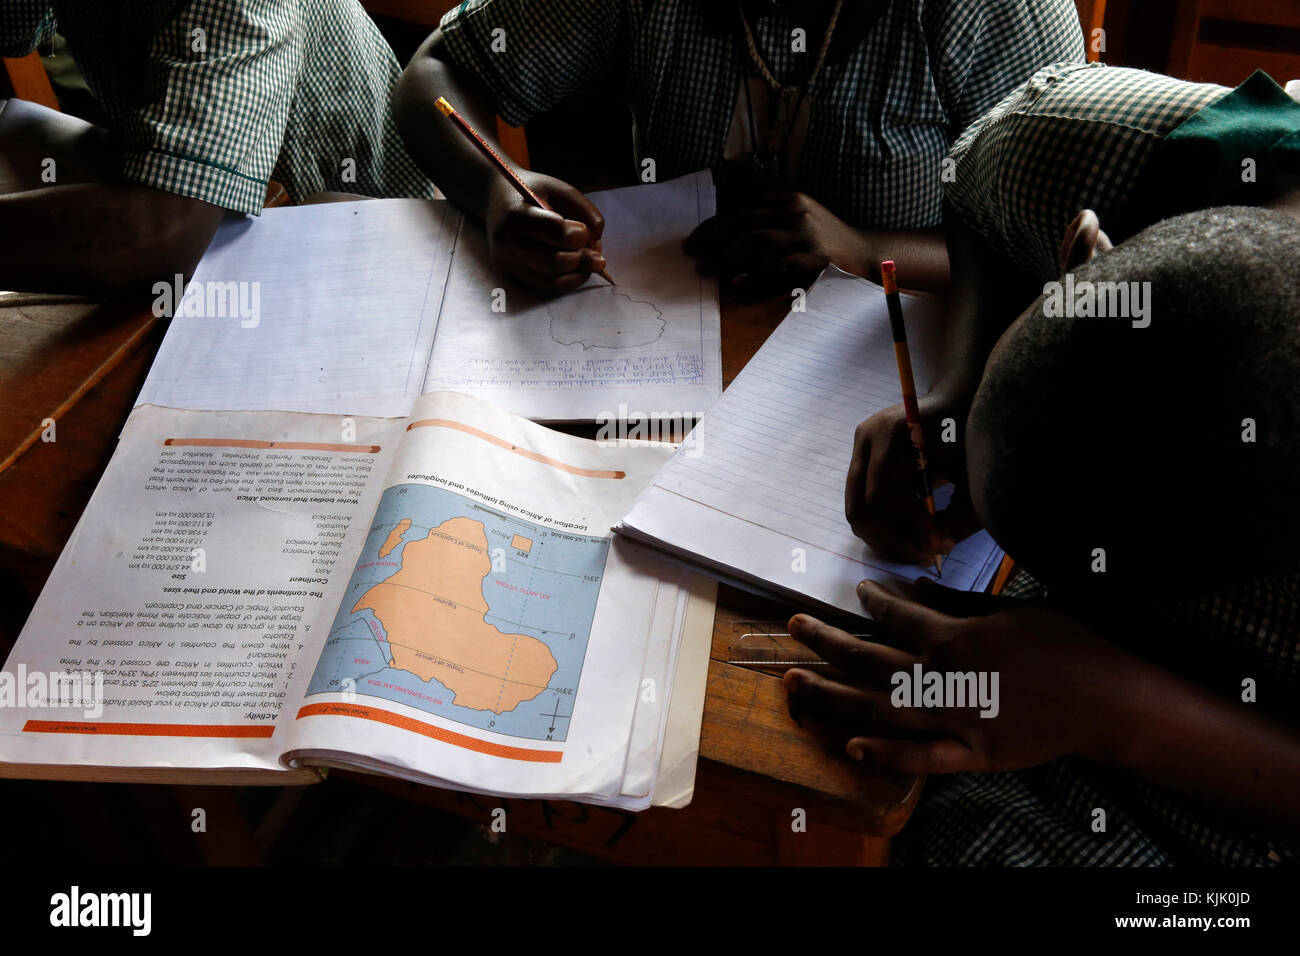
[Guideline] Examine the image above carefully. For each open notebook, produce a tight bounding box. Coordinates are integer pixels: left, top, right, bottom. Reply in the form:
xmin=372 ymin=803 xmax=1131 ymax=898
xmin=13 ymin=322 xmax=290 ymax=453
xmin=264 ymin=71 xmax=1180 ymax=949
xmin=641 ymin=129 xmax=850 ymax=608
xmin=135 ymin=172 xmax=721 ymax=423
xmin=617 ymin=268 xmax=1004 ymax=616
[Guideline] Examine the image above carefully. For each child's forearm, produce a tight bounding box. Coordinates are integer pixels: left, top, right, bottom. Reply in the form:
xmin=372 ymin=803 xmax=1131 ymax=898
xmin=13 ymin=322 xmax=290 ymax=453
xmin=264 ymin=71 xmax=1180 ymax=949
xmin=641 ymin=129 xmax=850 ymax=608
xmin=1087 ymin=655 xmax=1300 ymax=833
xmin=0 ymin=183 xmax=222 ymax=294
xmin=395 ymin=29 xmax=518 ymax=225
xmin=853 ymin=226 xmax=949 ymax=293
xmin=938 ymin=204 xmax=1041 ymax=412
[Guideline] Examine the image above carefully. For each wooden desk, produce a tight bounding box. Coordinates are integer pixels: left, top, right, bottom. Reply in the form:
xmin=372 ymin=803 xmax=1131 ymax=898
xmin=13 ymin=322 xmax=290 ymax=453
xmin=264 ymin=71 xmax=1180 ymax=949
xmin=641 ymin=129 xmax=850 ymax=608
xmin=0 ymin=296 xmax=163 ymax=598
xmin=0 ymin=282 xmax=920 ymax=867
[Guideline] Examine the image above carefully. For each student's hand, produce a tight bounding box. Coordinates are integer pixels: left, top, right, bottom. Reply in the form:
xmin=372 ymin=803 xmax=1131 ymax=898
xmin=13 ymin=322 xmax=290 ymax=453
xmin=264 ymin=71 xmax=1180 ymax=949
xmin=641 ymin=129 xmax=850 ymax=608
xmin=484 ymin=171 xmax=608 ymax=295
xmin=683 ymin=191 xmax=867 ymax=296
xmin=783 ymin=579 xmax=1132 ymax=774
xmin=844 ymin=395 xmax=978 ymax=567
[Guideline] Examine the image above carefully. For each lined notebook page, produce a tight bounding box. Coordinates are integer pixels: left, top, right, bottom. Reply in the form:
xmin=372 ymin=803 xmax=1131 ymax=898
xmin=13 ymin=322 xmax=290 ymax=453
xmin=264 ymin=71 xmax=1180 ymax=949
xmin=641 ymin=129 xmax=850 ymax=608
xmin=620 ymin=268 xmax=1002 ymax=613
xmin=137 ymin=199 xmax=460 ymax=418
xmin=422 ymin=170 xmax=722 ymax=421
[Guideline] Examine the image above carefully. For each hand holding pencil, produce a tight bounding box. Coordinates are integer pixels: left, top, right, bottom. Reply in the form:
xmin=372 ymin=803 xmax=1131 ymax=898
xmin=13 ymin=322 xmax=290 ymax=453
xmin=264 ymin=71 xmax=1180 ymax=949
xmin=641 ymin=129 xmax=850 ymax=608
xmin=845 ymin=264 xmax=981 ymax=570
xmin=435 ymin=97 xmax=614 ymax=293
xmin=881 ymin=260 xmax=942 ymax=577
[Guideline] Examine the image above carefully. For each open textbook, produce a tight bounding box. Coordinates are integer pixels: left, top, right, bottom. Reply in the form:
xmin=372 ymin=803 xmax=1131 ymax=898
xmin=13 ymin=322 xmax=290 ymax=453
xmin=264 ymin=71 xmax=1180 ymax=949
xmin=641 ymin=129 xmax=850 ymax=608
xmin=617 ymin=268 xmax=1004 ymax=616
xmin=135 ymin=171 xmax=722 ymax=422
xmin=0 ymin=392 xmax=715 ymax=810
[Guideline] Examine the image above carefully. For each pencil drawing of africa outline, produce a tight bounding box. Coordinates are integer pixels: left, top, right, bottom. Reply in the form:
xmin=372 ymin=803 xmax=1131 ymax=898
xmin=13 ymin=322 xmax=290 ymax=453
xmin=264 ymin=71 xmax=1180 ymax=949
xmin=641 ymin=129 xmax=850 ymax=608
xmin=351 ymin=515 xmax=558 ymax=714
xmin=546 ymin=285 xmax=666 ymax=349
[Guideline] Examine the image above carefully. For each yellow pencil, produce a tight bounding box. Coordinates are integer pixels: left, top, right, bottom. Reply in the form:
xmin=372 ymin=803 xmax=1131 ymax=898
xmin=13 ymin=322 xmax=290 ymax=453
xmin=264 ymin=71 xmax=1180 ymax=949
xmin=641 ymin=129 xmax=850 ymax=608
xmin=882 ymin=260 xmax=941 ymax=577
xmin=435 ymin=97 xmax=615 ymax=286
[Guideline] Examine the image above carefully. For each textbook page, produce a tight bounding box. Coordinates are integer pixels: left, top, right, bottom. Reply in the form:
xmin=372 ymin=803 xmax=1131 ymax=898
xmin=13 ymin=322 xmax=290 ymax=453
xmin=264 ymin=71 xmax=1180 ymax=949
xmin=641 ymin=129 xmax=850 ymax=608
xmin=618 ymin=268 xmax=1003 ymax=617
xmin=136 ymin=199 xmax=460 ymax=418
xmin=0 ymin=405 xmax=401 ymax=776
xmin=283 ymin=391 xmax=695 ymax=803
xmin=422 ymin=171 xmax=723 ymax=422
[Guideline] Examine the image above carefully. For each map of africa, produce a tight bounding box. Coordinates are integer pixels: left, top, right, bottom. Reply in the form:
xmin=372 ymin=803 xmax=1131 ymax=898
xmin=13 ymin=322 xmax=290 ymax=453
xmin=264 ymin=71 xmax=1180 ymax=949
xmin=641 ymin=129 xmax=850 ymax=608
xmin=306 ymin=483 xmax=609 ymax=742
xmin=546 ymin=285 xmax=665 ymax=349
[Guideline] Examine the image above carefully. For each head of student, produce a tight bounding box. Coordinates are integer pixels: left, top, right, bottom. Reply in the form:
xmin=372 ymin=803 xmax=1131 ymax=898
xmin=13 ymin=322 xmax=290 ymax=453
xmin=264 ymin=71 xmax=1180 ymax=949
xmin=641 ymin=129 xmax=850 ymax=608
xmin=965 ymin=206 xmax=1300 ymax=601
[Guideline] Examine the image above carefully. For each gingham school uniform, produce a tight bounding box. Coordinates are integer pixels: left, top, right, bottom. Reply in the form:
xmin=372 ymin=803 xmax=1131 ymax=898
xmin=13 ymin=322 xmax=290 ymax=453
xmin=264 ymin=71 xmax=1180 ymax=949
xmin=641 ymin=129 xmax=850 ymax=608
xmin=942 ymin=62 xmax=1234 ymax=280
xmin=437 ymin=0 xmax=1085 ymax=229
xmin=2 ymin=1 xmax=436 ymax=214
xmin=894 ymin=65 xmax=1300 ymax=866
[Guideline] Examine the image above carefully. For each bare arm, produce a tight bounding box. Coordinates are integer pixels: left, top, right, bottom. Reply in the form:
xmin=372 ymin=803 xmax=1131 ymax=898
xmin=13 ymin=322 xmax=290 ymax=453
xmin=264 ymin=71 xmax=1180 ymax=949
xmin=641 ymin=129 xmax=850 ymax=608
xmin=394 ymin=28 xmax=607 ymax=294
xmin=790 ymin=582 xmax=1300 ymax=833
xmin=0 ymin=183 xmax=223 ymax=294
xmin=935 ymin=203 xmax=1042 ymax=414
xmin=394 ymin=28 xmax=512 ymax=224
xmin=1098 ymin=653 xmax=1300 ymax=832
xmin=854 ymin=226 xmax=949 ymax=292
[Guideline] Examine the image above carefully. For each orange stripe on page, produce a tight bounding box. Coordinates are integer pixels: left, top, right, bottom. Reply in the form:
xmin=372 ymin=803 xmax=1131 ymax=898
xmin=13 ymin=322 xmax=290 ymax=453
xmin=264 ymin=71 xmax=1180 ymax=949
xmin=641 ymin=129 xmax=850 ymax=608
xmin=295 ymin=702 xmax=562 ymax=763
xmin=406 ymin=419 xmax=625 ymax=479
xmin=22 ymin=720 xmax=274 ymax=738
xmin=163 ymin=439 xmax=381 ymax=453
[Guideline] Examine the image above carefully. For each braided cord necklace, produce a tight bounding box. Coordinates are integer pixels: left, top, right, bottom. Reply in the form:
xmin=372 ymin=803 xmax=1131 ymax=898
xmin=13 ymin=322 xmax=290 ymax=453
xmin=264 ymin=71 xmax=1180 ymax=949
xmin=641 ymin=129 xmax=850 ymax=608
xmin=736 ymin=0 xmax=843 ymax=181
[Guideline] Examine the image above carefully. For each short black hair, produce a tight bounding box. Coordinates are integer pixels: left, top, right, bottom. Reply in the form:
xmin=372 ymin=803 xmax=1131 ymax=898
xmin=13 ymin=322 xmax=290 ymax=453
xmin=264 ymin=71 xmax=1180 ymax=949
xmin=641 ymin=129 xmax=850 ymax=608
xmin=967 ymin=207 xmax=1300 ymax=599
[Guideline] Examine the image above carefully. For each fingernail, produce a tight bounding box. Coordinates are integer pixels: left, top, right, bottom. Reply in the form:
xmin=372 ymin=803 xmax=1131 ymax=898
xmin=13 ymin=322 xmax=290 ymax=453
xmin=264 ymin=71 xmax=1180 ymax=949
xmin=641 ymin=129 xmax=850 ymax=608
xmin=847 ymin=744 xmax=865 ymax=763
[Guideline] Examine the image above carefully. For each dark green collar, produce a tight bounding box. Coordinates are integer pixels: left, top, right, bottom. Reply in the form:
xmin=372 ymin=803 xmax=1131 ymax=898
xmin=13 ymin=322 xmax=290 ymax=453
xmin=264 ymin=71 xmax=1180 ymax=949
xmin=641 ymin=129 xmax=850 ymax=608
xmin=1118 ymin=70 xmax=1300 ymax=240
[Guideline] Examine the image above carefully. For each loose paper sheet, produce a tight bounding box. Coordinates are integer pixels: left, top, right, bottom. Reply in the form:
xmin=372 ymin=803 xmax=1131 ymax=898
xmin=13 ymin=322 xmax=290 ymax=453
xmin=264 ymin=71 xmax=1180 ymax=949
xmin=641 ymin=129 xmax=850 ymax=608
xmin=619 ymin=268 xmax=1003 ymax=615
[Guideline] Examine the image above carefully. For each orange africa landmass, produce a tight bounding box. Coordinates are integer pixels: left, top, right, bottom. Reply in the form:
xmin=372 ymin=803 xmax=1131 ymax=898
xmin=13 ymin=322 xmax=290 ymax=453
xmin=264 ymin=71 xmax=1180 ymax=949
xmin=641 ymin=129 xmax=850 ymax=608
xmin=378 ymin=518 xmax=412 ymax=558
xmin=352 ymin=515 xmax=557 ymax=713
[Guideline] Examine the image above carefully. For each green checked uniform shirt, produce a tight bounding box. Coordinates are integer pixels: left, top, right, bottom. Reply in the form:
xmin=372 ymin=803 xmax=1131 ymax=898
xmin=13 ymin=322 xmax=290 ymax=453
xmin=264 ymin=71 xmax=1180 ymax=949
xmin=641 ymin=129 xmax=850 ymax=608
xmin=943 ymin=61 xmax=1300 ymax=280
xmin=438 ymin=0 xmax=1085 ymax=229
xmin=2 ymin=0 xmax=436 ymax=214
xmin=894 ymin=64 xmax=1300 ymax=866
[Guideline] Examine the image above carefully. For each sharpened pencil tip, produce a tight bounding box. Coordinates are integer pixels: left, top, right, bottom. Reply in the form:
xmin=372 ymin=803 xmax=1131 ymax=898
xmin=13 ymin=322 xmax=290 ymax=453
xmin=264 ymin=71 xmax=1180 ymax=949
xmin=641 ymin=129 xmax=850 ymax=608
xmin=597 ymin=268 xmax=616 ymax=286
xmin=934 ymin=554 xmax=943 ymax=578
